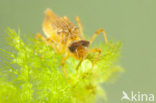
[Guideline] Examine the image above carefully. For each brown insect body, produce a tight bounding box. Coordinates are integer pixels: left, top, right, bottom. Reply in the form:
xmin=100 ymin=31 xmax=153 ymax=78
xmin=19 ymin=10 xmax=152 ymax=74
xmin=37 ymin=9 xmax=109 ymax=78
xmin=42 ymin=9 xmax=89 ymax=60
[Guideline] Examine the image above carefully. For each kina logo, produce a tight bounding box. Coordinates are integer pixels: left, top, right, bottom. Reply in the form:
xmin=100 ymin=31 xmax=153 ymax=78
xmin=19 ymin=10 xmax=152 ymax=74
xmin=121 ymin=90 xmax=154 ymax=102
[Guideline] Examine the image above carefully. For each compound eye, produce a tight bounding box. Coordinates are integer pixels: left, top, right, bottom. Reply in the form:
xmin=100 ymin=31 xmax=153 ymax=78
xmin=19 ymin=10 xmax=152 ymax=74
xmin=81 ymin=41 xmax=90 ymax=47
xmin=82 ymin=42 xmax=87 ymax=46
xmin=68 ymin=45 xmax=77 ymax=53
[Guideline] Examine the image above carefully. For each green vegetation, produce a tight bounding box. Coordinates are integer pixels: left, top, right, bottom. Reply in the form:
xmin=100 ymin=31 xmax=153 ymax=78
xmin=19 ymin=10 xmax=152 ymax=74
xmin=0 ymin=28 xmax=123 ymax=103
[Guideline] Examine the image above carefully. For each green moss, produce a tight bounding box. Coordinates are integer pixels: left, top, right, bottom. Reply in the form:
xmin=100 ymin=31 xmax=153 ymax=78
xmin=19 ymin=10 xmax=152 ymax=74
xmin=0 ymin=28 xmax=123 ymax=103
